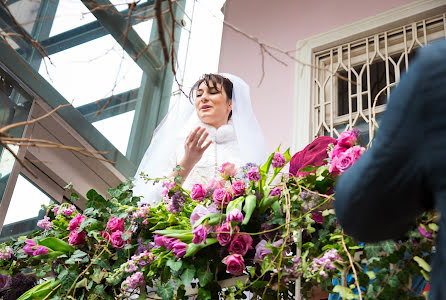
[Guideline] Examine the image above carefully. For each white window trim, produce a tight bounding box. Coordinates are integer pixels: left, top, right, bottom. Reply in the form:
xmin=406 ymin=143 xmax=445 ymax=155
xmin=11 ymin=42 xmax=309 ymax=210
xmin=293 ymin=0 xmax=446 ymax=151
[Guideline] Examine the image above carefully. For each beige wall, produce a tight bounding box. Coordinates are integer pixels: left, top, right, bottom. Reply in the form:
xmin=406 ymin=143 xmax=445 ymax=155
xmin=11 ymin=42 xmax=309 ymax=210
xmin=218 ymin=0 xmax=417 ymax=152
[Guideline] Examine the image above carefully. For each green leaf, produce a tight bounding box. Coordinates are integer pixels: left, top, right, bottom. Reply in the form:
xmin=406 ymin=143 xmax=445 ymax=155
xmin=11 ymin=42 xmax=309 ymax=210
xmin=184 ymin=238 xmax=218 ymax=258
xmin=17 ymin=278 xmax=60 ymax=300
xmin=414 ymin=256 xmax=431 ymax=272
xmin=166 ymin=259 xmax=183 ymax=272
xmin=93 ymin=285 xmax=107 ymax=297
xmin=180 ymin=266 xmax=196 ymax=286
xmin=197 ymin=267 xmax=213 ymax=287
xmin=332 ymin=285 xmax=357 ymax=299
xmin=366 ymin=271 xmax=376 ymax=280
xmin=86 ymin=189 xmax=106 ymax=209
xmin=197 ymin=288 xmax=212 ymax=300
xmin=157 ymin=282 xmax=175 ymax=300
xmin=66 ymin=250 xmax=89 ymax=264
xmin=70 ymin=192 xmax=79 ymax=202
xmin=381 ymin=240 xmax=395 ymax=254
xmin=38 ymin=237 xmax=74 ymax=253
xmin=251 ymin=280 xmax=268 ymax=289
xmin=121 ymin=232 xmax=131 ymax=242
xmin=389 ymin=274 xmax=400 ymax=288
xmin=322 ymin=209 xmax=335 ymax=216
xmin=242 ymin=195 xmax=257 ymax=225
xmin=58 ymin=268 xmax=78 ymax=294
xmin=299 ymin=165 xmax=317 ymax=172
xmin=428 ymin=223 xmax=439 ymax=232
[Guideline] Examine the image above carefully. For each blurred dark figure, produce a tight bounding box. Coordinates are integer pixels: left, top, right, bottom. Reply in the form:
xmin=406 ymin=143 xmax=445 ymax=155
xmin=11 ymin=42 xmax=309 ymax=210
xmin=335 ymin=39 xmax=446 ymax=300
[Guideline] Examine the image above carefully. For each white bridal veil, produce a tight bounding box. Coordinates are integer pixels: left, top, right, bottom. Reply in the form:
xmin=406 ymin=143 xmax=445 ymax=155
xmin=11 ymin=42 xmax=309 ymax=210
xmin=132 ymin=73 xmax=268 ymax=204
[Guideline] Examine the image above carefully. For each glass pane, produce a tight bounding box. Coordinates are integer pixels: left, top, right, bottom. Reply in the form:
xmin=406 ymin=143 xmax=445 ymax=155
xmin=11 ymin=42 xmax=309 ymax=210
xmin=93 ymin=110 xmax=135 ymax=154
xmin=37 ymin=35 xmax=142 ymax=155
xmin=49 ymin=0 xmax=97 ymax=37
xmin=3 ymin=175 xmax=51 ymax=225
xmin=0 ymin=77 xmax=33 ymax=207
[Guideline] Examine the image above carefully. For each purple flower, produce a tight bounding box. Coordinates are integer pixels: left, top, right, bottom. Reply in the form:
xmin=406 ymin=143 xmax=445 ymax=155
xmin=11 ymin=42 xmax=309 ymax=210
xmin=37 ymin=216 xmax=53 ymax=230
xmin=0 ymin=246 xmax=13 ymax=260
xmin=418 ymin=226 xmax=432 ymax=238
xmin=23 ymin=239 xmax=36 ymax=256
xmin=269 ymin=188 xmax=281 ymax=197
xmin=0 ymin=274 xmax=11 ymax=292
xmin=247 ymin=167 xmax=261 ymax=182
xmin=226 ymin=209 xmax=244 ymax=223
xmin=311 ymin=249 xmax=343 ymax=276
xmin=166 ymin=238 xmax=180 ymax=251
xmin=172 ymin=242 xmax=187 ymax=258
xmin=52 ymin=205 xmax=59 ymax=215
xmin=192 ymin=224 xmax=208 ymax=245
xmin=33 ymin=246 xmax=48 ymax=256
xmin=61 ymin=205 xmax=76 ymax=216
xmin=167 ymin=191 xmax=186 ymax=214
xmin=231 ymin=181 xmax=246 ymax=197
xmin=255 ymin=240 xmax=272 ymax=261
xmin=122 ymin=272 xmax=144 ymax=291
xmin=190 ymin=205 xmax=209 ymax=227
xmin=272 ymin=152 xmax=286 ymax=168
xmin=124 ymin=261 xmax=138 ymax=273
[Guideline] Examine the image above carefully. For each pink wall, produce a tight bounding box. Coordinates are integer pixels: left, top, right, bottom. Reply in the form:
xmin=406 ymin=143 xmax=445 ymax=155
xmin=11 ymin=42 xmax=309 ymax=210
xmin=218 ymin=0 xmax=416 ymax=152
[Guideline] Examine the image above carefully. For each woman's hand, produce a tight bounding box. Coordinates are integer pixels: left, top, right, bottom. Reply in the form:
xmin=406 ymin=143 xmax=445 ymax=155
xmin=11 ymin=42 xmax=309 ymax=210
xmin=168 ymin=127 xmax=212 ymax=184
xmin=183 ymin=126 xmax=212 ymax=165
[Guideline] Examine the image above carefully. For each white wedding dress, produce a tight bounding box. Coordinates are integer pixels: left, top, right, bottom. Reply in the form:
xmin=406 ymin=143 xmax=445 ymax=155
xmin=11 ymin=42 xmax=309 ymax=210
xmin=179 ymin=120 xmax=241 ymax=190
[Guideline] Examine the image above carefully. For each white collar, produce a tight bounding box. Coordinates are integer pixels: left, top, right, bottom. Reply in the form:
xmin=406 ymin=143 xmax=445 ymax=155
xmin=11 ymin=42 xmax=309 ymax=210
xmin=200 ymin=120 xmax=236 ymax=144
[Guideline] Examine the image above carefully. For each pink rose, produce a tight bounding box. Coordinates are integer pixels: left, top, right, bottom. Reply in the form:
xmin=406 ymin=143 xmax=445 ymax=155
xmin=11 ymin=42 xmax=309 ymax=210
xmin=231 ymin=180 xmax=246 ymax=197
xmin=337 ymin=130 xmax=357 ymax=148
xmin=191 ymin=184 xmax=206 ymax=201
xmin=68 ymin=230 xmax=87 ymax=246
xmin=110 ymin=230 xmax=131 ymax=249
xmin=269 ymin=187 xmax=281 ymax=197
xmin=107 ymin=217 xmax=125 ymax=232
xmin=172 ymin=242 xmax=187 ymax=258
xmin=23 ymin=239 xmax=36 ymax=256
xmin=347 ymin=145 xmax=365 ymax=161
xmin=226 ymin=209 xmax=244 ymax=223
xmin=219 ymin=162 xmax=237 ymax=179
xmin=329 ymin=144 xmax=348 ymax=160
xmin=206 ymin=178 xmax=225 ymax=191
xmin=216 ymin=223 xmax=239 ymax=246
xmin=213 ymin=188 xmax=232 ymax=207
xmin=67 ymin=214 xmax=86 ymax=231
xmin=33 ymin=246 xmax=48 ymax=256
xmin=222 ymin=254 xmax=245 ymax=276
xmin=192 ymin=224 xmax=208 ymax=244
xmin=228 ymin=234 xmax=253 ymax=256
xmin=247 ymin=167 xmax=261 ymax=182
xmin=100 ymin=231 xmax=110 ymax=243
xmin=272 ymin=152 xmax=286 ymax=168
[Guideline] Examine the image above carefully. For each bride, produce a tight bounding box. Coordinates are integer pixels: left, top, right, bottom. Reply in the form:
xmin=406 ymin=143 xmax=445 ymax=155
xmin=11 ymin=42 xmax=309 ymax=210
xmin=132 ymin=73 xmax=268 ymax=205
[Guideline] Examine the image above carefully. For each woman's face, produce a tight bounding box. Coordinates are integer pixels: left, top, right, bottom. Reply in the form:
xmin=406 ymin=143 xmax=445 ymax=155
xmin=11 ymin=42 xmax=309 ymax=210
xmin=195 ymin=81 xmax=232 ymax=129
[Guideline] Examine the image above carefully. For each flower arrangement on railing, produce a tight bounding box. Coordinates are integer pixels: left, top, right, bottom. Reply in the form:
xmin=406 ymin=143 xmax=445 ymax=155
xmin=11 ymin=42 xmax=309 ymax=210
xmin=0 ymin=130 xmax=437 ymax=300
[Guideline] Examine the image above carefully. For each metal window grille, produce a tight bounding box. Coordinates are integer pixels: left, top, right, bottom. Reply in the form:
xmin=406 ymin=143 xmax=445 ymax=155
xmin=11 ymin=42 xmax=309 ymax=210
xmin=312 ymin=13 xmax=446 ymax=141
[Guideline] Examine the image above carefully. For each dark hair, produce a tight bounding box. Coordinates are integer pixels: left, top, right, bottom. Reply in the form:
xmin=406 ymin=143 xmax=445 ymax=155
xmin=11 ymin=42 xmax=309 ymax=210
xmin=189 ymin=74 xmax=233 ymax=120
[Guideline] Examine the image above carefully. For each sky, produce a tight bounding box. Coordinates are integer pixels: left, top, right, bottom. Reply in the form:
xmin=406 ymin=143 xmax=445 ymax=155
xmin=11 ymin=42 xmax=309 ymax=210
xmin=4 ymin=0 xmax=226 ymax=225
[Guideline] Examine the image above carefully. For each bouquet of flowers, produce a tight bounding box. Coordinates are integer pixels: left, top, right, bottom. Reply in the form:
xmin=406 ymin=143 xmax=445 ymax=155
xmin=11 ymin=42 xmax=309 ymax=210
xmin=0 ymin=130 xmax=436 ymax=300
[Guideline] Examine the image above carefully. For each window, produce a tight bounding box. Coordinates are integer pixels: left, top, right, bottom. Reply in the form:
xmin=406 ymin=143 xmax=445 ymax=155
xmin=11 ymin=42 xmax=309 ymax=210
xmin=293 ymin=2 xmax=446 ymax=150
xmin=312 ymin=14 xmax=445 ymax=142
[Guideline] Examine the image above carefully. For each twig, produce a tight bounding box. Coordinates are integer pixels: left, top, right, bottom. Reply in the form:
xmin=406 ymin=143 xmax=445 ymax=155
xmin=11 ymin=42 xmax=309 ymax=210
xmin=42 ymin=283 xmax=61 ymax=300
xmin=155 ymin=0 xmax=170 ymax=64
xmin=341 ymin=230 xmax=362 ymax=300
xmin=369 ymin=82 xmax=397 ymax=143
